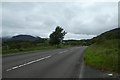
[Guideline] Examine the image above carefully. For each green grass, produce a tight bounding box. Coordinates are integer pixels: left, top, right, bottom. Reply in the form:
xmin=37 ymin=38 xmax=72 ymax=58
xmin=84 ymin=39 xmax=119 ymax=73
xmin=0 ymin=47 xmax=1 ymax=54
xmin=2 ymin=45 xmax=73 ymax=55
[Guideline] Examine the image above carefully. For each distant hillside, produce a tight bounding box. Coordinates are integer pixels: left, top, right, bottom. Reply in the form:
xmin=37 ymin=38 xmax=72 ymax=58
xmin=2 ymin=35 xmax=43 ymax=42
xmin=91 ymin=28 xmax=120 ymax=43
xmin=11 ymin=35 xmax=41 ymax=41
xmin=98 ymin=28 xmax=120 ymax=39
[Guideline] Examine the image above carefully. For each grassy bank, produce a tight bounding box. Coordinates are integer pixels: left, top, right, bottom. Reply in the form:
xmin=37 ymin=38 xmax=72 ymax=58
xmin=84 ymin=39 xmax=119 ymax=73
xmin=0 ymin=47 xmax=1 ymax=54
xmin=2 ymin=45 xmax=72 ymax=55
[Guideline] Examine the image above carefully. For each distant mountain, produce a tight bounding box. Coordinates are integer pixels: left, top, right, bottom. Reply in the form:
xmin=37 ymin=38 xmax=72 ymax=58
xmin=2 ymin=35 xmax=43 ymax=42
xmin=11 ymin=35 xmax=41 ymax=41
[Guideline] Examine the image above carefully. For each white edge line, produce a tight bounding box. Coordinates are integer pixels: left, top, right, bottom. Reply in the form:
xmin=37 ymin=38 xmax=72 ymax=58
xmin=79 ymin=62 xmax=84 ymax=78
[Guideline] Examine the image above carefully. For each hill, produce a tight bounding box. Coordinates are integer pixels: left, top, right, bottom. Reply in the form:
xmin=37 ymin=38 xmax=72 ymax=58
xmin=2 ymin=35 xmax=43 ymax=42
xmin=98 ymin=28 xmax=120 ymax=39
xmin=91 ymin=28 xmax=120 ymax=42
xmin=10 ymin=35 xmax=41 ymax=41
xmin=84 ymin=28 xmax=119 ymax=73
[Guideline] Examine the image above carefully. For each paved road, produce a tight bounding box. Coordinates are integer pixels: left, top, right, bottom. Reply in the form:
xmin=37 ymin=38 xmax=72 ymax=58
xmin=2 ymin=46 xmax=119 ymax=79
xmin=2 ymin=46 xmax=87 ymax=78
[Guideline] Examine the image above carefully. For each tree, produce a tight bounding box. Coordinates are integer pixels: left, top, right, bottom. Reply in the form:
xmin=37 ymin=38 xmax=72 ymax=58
xmin=49 ymin=26 xmax=67 ymax=45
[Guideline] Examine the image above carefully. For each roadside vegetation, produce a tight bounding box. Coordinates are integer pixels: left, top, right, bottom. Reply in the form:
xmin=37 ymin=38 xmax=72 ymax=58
xmin=84 ymin=28 xmax=120 ymax=73
xmin=0 ymin=47 xmax=1 ymax=54
xmin=84 ymin=39 xmax=119 ymax=72
xmin=2 ymin=42 xmax=72 ymax=54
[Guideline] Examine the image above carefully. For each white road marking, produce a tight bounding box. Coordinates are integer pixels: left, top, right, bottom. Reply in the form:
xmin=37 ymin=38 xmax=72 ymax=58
xmin=108 ymin=73 xmax=113 ymax=77
xmin=6 ymin=55 xmax=51 ymax=71
xmin=58 ymin=52 xmax=63 ymax=54
xmin=70 ymin=49 xmax=73 ymax=50
xmin=64 ymin=50 xmax=68 ymax=52
xmin=58 ymin=50 xmax=68 ymax=54
xmin=79 ymin=61 xmax=84 ymax=78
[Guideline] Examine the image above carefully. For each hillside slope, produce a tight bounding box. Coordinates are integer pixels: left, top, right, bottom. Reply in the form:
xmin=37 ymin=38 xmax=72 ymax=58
xmin=84 ymin=28 xmax=119 ymax=73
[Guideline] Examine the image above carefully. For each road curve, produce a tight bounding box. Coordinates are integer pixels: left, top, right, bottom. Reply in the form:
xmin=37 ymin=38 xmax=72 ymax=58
xmin=2 ymin=46 xmax=87 ymax=78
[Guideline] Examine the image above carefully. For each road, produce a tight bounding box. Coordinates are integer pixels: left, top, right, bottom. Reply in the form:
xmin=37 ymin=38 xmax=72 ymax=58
xmin=2 ymin=46 xmax=86 ymax=78
xmin=2 ymin=46 xmax=119 ymax=79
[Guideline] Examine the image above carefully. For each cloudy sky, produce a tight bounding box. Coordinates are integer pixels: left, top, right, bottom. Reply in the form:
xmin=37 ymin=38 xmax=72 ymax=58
xmin=2 ymin=2 xmax=118 ymax=40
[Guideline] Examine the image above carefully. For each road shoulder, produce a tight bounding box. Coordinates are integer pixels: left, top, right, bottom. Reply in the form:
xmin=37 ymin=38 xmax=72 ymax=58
xmin=79 ymin=61 xmax=119 ymax=78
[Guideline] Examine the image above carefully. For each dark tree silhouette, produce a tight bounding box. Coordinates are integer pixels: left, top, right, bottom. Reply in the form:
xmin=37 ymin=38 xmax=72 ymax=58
xmin=49 ymin=26 xmax=67 ymax=45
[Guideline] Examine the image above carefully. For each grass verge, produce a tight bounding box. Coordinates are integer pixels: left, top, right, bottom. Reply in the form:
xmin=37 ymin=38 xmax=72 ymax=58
xmin=2 ymin=45 xmax=73 ymax=55
xmin=84 ymin=39 xmax=119 ymax=73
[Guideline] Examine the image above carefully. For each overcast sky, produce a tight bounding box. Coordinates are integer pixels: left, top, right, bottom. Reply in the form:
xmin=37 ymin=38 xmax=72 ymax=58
xmin=2 ymin=2 xmax=118 ymax=40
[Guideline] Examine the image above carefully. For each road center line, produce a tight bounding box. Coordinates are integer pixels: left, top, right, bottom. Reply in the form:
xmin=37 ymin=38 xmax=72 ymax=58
xmin=63 ymin=50 xmax=68 ymax=52
xmin=79 ymin=61 xmax=84 ymax=78
xmin=58 ymin=52 xmax=63 ymax=54
xmin=6 ymin=55 xmax=51 ymax=71
xmin=58 ymin=50 xmax=68 ymax=54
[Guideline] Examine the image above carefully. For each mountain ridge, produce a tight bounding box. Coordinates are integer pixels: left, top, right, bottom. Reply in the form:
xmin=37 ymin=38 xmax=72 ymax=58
xmin=2 ymin=34 xmax=42 ymax=41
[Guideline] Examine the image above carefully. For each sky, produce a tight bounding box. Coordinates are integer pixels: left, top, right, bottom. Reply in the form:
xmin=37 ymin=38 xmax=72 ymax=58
xmin=1 ymin=1 xmax=118 ymax=40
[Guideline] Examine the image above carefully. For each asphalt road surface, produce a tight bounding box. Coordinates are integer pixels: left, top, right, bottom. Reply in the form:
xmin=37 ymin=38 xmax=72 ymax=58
xmin=2 ymin=46 xmax=119 ymax=78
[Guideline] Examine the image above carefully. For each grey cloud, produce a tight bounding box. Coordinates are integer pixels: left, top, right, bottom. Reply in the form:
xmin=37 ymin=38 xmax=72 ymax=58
xmin=2 ymin=2 xmax=118 ymax=39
